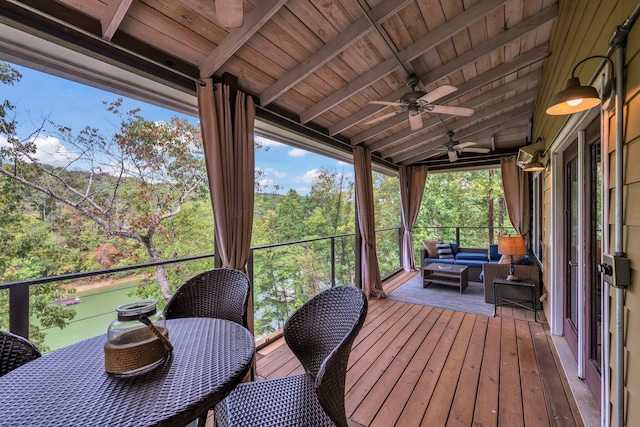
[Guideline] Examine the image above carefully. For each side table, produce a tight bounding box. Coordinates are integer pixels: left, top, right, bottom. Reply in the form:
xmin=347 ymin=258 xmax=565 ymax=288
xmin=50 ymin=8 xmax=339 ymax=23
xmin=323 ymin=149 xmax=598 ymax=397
xmin=493 ymin=276 xmax=537 ymax=322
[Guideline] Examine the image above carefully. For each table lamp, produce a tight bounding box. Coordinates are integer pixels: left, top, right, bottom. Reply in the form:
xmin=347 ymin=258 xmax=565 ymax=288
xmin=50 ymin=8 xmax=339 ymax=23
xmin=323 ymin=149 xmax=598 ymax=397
xmin=498 ymin=235 xmax=526 ymax=281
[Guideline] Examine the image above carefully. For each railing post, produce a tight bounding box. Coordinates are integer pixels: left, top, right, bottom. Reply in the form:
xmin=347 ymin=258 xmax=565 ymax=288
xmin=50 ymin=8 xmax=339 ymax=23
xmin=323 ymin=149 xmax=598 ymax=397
xmin=247 ymin=248 xmax=254 ymax=289
xmin=330 ymin=237 xmax=336 ymax=287
xmin=456 ymin=227 xmax=461 ymax=247
xmin=9 ymin=283 xmax=30 ymax=339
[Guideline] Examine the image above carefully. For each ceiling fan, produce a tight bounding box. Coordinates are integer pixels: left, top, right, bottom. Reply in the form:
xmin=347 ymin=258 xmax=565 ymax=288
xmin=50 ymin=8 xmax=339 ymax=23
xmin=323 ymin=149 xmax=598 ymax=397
xmin=365 ymin=75 xmax=475 ymax=131
xmin=216 ymin=0 xmax=243 ymax=28
xmin=435 ymin=130 xmax=491 ymax=162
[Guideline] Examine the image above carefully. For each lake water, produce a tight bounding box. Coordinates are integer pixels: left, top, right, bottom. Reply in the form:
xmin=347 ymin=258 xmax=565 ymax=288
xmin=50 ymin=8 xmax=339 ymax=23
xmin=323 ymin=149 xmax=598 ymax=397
xmin=37 ymin=280 xmax=143 ymax=351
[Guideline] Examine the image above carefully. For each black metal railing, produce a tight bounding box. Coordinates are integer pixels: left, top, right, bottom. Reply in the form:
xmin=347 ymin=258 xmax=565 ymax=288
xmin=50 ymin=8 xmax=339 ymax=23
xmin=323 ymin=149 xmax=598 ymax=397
xmin=1 ymin=225 xmax=506 ymax=349
xmin=0 ymin=227 xmax=403 ymax=348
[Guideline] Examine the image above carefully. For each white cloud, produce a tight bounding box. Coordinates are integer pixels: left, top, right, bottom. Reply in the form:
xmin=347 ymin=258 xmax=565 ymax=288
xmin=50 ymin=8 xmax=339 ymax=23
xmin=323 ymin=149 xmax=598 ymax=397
xmin=295 ymin=187 xmax=310 ymax=193
xmin=288 ymin=148 xmax=307 ymax=157
xmin=258 ymin=178 xmax=276 ymax=188
xmin=337 ymin=160 xmax=350 ymax=166
xmin=1 ymin=135 xmax=81 ymax=167
xmin=255 ymin=135 xmax=285 ymax=147
xmin=293 ymin=168 xmax=321 ymax=183
xmin=264 ymin=167 xmax=286 ymax=178
xmin=31 ymin=136 xmax=81 ymax=167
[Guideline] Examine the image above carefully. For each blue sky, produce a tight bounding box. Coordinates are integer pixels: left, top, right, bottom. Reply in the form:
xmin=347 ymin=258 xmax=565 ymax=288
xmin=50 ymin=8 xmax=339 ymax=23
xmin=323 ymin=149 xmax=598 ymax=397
xmin=2 ymin=62 xmax=352 ymax=195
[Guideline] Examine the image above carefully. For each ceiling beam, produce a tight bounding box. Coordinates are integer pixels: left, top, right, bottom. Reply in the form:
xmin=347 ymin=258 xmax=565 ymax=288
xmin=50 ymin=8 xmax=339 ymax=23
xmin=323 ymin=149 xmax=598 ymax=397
xmin=199 ymin=0 xmax=288 ymax=78
xmin=420 ymin=4 xmax=557 ymax=85
xmin=367 ymin=70 xmax=540 ymax=152
xmin=298 ymin=0 xmax=514 ymax=124
xmin=397 ymin=0 xmax=509 ymax=65
xmin=340 ymin=42 xmax=547 ymax=139
xmin=393 ymin=104 xmax=533 ymax=164
xmin=101 ymin=0 xmax=133 ymax=41
xmin=259 ymin=0 xmax=413 ymax=106
xmin=300 ymin=57 xmax=400 ymax=123
xmin=380 ymin=89 xmax=537 ymax=158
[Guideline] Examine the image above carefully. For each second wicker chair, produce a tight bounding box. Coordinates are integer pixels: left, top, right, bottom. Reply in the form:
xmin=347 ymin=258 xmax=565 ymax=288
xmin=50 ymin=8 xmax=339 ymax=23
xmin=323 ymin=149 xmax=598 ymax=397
xmin=214 ymin=285 xmax=368 ymax=427
xmin=164 ymin=268 xmax=251 ymax=328
xmin=0 ymin=330 xmax=41 ymax=377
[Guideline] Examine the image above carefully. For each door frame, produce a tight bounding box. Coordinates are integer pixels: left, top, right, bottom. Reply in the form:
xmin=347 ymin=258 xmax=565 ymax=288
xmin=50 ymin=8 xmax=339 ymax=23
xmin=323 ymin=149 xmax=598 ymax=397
xmin=549 ymin=106 xmax=609 ymax=424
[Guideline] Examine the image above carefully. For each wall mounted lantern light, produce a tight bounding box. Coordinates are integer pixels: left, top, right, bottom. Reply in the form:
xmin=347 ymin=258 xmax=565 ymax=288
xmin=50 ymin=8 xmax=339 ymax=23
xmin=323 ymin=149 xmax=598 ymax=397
xmin=546 ymin=55 xmax=614 ymax=115
xmin=522 ymin=151 xmax=547 ymax=172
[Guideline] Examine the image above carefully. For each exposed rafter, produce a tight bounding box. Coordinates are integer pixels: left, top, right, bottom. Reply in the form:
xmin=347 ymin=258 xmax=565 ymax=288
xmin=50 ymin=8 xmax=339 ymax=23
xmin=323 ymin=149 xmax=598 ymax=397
xmin=260 ymin=0 xmax=414 ymax=106
xmin=300 ymin=4 xmax=555 ymax=126
xmin=199 ymin=0 xmax=288 ymax=78
xmin=0 ymin=0 xmax=558 ymax=170
xmin=338 ymin=43 xmax=547 ymax=139
xmin=100 ymin=0 xmax=133 ymax=41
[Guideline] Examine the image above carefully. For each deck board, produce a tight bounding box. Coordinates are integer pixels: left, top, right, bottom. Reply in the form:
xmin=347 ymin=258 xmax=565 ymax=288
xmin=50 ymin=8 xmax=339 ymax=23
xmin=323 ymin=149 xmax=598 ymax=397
xmin=252 ymin=271 xmax=583 ymax=426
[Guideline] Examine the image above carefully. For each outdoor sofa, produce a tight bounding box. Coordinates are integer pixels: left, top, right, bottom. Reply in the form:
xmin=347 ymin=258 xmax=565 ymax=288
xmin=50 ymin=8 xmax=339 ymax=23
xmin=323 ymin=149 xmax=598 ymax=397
xmin=420 ymin=241 xmax=501 ymax=282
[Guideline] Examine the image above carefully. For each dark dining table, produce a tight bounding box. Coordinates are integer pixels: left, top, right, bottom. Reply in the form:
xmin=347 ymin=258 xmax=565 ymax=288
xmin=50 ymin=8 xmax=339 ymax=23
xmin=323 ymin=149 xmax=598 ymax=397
xmin=0 ymin=317 xmax=254 ymax=426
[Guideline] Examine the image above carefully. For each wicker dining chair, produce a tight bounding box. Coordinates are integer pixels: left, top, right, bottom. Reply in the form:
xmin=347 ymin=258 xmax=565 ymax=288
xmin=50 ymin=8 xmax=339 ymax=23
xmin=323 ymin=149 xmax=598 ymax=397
xmin=0 ymin=330 xmax=41 ymax=377
xmin=164 ymin=268 xmax=251 ymax=328
xmin=214 ymin=285 xmax=368 ymax=427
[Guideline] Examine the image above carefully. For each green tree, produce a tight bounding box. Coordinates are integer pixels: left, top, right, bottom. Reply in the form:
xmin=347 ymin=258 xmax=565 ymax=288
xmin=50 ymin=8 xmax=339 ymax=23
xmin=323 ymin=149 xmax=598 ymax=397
xmin=0 ymin=65 xmax=206 ymax=300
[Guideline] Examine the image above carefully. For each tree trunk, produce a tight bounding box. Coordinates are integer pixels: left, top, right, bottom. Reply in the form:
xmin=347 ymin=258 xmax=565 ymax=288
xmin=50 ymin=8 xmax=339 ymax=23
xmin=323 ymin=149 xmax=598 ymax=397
xmin=142 ymin=236 xmax=172 ymax=300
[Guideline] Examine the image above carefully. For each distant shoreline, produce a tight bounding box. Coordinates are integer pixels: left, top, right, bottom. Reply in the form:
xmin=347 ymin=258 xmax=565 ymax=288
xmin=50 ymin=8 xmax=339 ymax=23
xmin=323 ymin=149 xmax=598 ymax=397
xmin=62 ymin=275 xmax=144 ymax=293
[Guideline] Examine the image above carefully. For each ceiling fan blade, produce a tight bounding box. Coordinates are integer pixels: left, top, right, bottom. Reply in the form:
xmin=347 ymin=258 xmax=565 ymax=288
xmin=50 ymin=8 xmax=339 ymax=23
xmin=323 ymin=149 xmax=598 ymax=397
xmin=417 ymin=84 xmax=457 ymax=104
xmin=409 ymin=113 xmax=423 ymax=130
xmin=448 ymin=149 xmax=458 ymax=162
xmin=455 ymin=141 xmax=476 ymax=149
xmin=364 ymin=111 xmax=401 ymax=125
xmin=368 ymin=100 xmax=403 ymax=106
xmin=216 ymin=0 xmax=244 ymax=28
xmin=461 ymin=147 xmax=491 ymax=153
xmin=429 ymin=105 xmax=475 ymax=117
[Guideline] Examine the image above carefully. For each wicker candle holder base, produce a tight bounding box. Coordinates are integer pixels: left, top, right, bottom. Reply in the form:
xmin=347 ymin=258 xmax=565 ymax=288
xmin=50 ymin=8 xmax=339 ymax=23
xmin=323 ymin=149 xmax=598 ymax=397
xmin=104 ymin=326 xmax=171 ymax=375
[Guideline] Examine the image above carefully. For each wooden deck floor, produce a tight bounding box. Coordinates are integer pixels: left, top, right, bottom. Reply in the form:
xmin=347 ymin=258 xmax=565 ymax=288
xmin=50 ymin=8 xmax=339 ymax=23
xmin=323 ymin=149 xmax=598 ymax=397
xmin=254 ymin=272 xmax=584 ymax=427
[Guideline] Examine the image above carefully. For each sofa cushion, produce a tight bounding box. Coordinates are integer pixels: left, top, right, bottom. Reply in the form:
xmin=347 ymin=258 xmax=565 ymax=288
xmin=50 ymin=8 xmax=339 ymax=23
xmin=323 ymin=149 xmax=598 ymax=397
xmin=455 ymin=252 xmax=488 ymax=261
xmin=489 ymin=244 xmax=501 ymax=261
xmin=424 ymin=257 xmax=455 ymax=264
xmin=422 ymin=239 xmax=440 ymax=258
xmin=454 ymin=259 xmax=486 ymax=268
xmin=436 ymin=243 xmax=454 ymax=259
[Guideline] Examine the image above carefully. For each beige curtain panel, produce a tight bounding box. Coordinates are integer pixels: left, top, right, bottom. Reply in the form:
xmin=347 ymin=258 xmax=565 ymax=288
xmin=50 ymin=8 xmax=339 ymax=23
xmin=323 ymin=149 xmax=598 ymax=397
xmin=500 ymin=155 xmax=531 ymax=247
xmin=197 ymin=79 xmax=256 ymax=335
xmin=353 ymin=146 xmax=386 ymax=299
xmin=197 ymin=80 xmax=255 ymax=272
xmin=399 ymin=165 xmax=428 ymax=271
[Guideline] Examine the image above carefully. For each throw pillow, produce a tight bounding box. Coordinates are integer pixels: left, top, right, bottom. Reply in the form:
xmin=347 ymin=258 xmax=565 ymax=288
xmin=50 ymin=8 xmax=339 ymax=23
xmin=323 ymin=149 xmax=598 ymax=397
xmin=422 ymin=239 xmax=440 ymax=258
xmin=436 ymin=243 xmax=454 ymax=259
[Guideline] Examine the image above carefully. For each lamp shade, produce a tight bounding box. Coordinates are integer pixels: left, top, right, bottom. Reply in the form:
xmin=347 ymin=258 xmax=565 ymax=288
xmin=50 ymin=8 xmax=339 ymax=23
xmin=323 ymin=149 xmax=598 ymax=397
xmin=498 ymin=235 xmax=526 ymax=256
xmin=546 ymin=77 xmax=601 ymax=115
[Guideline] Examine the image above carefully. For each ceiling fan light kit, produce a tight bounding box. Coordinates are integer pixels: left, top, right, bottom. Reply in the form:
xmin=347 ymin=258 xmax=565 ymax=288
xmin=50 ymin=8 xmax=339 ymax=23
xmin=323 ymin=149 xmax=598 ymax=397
xmin=216 ymin=0 xmax=244 ymax=28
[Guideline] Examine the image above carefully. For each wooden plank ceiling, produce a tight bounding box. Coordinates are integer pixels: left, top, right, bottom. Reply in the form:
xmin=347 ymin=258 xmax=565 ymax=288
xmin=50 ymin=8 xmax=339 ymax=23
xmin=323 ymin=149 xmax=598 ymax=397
xmin=0 ymin=0 xmax=557 ymax=171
